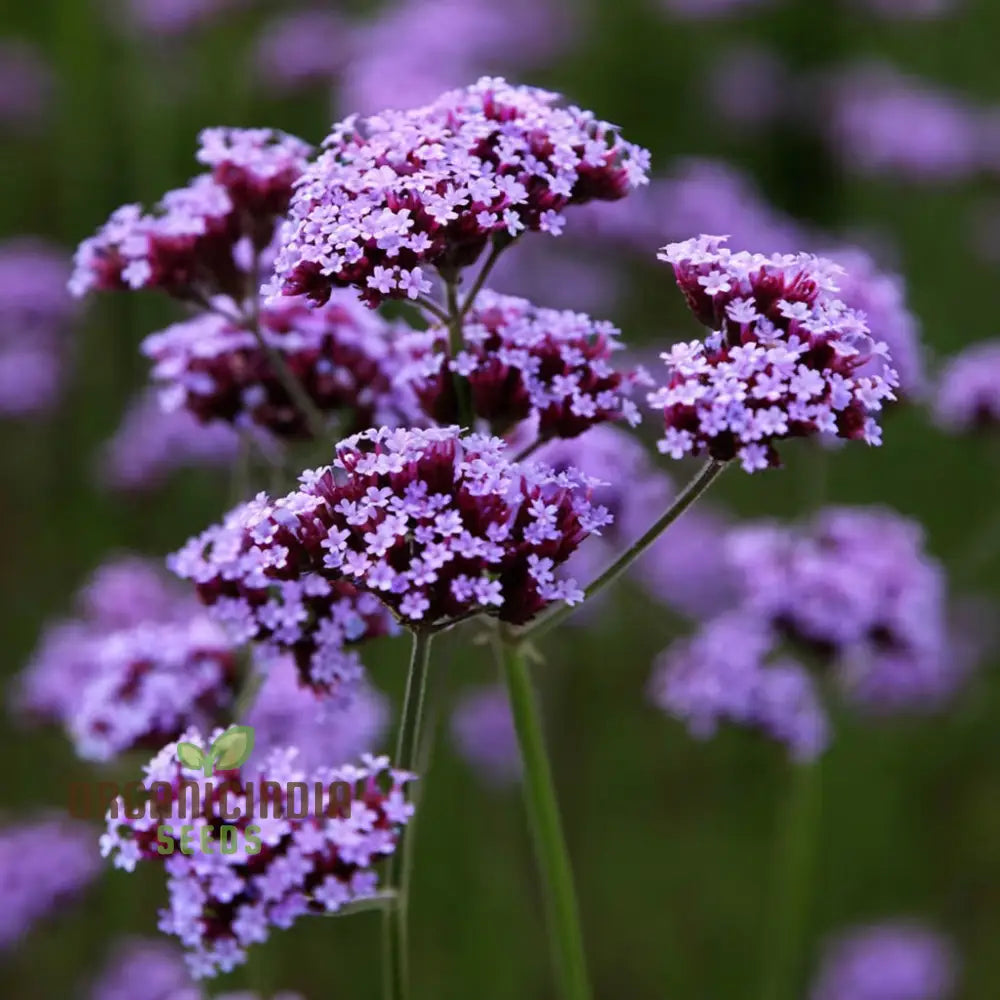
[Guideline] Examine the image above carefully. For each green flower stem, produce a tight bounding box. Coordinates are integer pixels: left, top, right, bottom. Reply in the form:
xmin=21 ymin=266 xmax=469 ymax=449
xmin=497 ymin=636 xmax=592 ymax=1000
xmin=761 ymin=761 xmax=823 ymax=1000
xmin=444 ymin=280 xmax=475 ymax=428
xmin=517 ymin=458 xmax=728 ymax=645
xmin=383 ymin=629 xmax=434 ymax=1000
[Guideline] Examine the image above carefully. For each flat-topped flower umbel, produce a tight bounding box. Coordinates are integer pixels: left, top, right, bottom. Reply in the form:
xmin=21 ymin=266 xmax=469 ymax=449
xmin=171 ymin=426 xmax=611 ymax=658
xmin=394 ymin=290 xmax=647 ymax=437
xmin=269 ymin=76 xmax=650 ymax=307
xmin=650 ymin=235 xmax=899 ymax=472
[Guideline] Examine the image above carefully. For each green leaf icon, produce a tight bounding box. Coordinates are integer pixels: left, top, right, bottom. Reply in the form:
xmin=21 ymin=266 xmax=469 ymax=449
xmin=176 ymin=742 xmax=205 ymax=771
xmin=205 ymin=726 xmax=255 ymax=775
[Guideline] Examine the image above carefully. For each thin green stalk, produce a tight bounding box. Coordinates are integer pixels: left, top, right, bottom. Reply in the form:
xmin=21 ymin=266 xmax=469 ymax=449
xmin=458 ymin=241 xmax=506 ymax=319
xmin=761 ymin=761 xmax=823 ymax=1000
xmin=383 ymin=629 xmax=434 ymax=1000
xmin=444 ymin=280 xmax=475 ymax=427
xmin=497 ymin=638 xmax=592 ymax=1000
xmin=518 ymin=459 xmax=728 ymax=644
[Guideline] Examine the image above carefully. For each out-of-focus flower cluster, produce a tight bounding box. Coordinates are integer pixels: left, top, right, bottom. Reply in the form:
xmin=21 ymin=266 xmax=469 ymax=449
xmin=0 ymin=817 xmax=101 ymax=949
xmin=395 ymin=291 xmax=645 ymax=438
xmin=14 ymin=557 xmax=239 ymax=762
xmin=70 ymin=128 xmax=310 ymax=302
xmin=171 ymin=427 xmax=611 ymax=692
xmin=0 ymin=239 xmax=77 ymax=417
xmin=809 ymin=922 xmax=958 ymax=1000
xmin=652 ymin=506 xmax=968 ymax=761
xmin=651 ymin=236 xmax=899 ymax=472
xmin=934 ymin=339 xmax=1000 ymax=433
xmin=90 ymin=934 xmax=305 ymax=1000
xmin=450 ymin=686 xmax=520 ymax=784
xmin=142 ymin=291 xmax=414 ymax=439
xmin=270 ymin=77 xmax=649 ymax=307
xmin=100 ymin=732 xmax=413 ymax=977
xmin=0 ymin=39 xmax=52 ymax=129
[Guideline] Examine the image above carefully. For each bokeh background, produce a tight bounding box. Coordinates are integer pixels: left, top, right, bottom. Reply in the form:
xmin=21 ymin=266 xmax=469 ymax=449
xmin=3 ymin=0 xmax=1000 ymax=998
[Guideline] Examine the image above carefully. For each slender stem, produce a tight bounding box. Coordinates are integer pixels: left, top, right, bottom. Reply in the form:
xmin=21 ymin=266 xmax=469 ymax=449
xmin=497 ymin=637 xmax=592 ymax=1000
xmin=458 ymin=241 xmax=506 ymax=319
xmin=382 ymin=629 xmax=434 ymax=1000
xmin=444 ymin=280 xmax=475 ymax=428
xmin=761 ymin=762 xmax=823 ymax=1000
xmin=513 ymin=438 xmax=544 ymax=463
xmin=518 ymin=459 xmax=728 ymax=644
xmin=414 ymin=295 xmax=450 ymax=324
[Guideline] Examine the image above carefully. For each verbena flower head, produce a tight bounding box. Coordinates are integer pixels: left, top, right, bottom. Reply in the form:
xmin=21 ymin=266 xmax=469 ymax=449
xmin=89 ymin=937 xmax=191 ymax=1000
xmin=726 ymin=507 xmax=959 ymax=712
xmin=396 ymin=291 xmax=646 ymax=437
xmin=100 ymin=731 xmax=414 ymax=978
xmin=70 ymin=128 xmax=310 ymax=301
xmin=254 ymin=10 xmax=349 ymax=94
xmin=142 ymin=292 xmax=413 ymax=439
xmin=171 ymin=427 xmax=610 ymax=663
xmin=651 ymin=235 xmax=899 ymax=472
xmin=14 ymin=557 xmax=239 ymax=761
xmin=270 ymin=76 xmax=650 ymax=307
xmin=649 ymin=612 xmax=830 ymax=762
xmin=0 ymin=238 xmax=76 ymax=416
xmin=934 ymin=339 xmax=1000 ymax=432
xmin=99 ymin=389 xmax=245 ymax=493
xmin=247 ymin=658 xmax=389 ymax=771
xmin=0 ymin=816 xmax=101 ymax=949
xmin=810 ymin=922 xmax=958 ymax=1000
xmin=450 ymin=686 xmax=520 ymax=784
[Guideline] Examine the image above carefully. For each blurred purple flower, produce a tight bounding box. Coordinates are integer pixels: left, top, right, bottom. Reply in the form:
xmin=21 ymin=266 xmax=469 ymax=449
xmin=126 ymin=0 xmax=250 ymax=36
xmin=824 ymin=63 xmax=985 ymax=182
xmin=0 ymin=238 xmax=76 ymax=416
xmin=450 ymin=686 xmax=520 ymax=784
xmin=704 ymin=45 xmax=790 ymax=130
xmin=810 ymin=922 xmax=958 ymax=1000
xmin=99 ymin=389 xmax=244 ymax=493
xmin=253 ymin=9 xmax=350 ymax=94
xmin=90 ymin=937 xmax=191 ymax=1000
xmin=339 ymin=0 xmax=571 ymax=117
xmin=14 ymin=556 xmax=239 ymax=761
xmin=0 ymin=816 xmax=100 ymax=949
xmin=933 ymin=339 xmax=1000 ymax=432
xmin=247 ymin=657 xmax=389 ymax=770
xmin=0 ymin=40 xmax=52 ymax=129
xmin=727 ymin=507 xmax=966 ymax=712
xmin=649 ymin=612 xmax=830 ymax=762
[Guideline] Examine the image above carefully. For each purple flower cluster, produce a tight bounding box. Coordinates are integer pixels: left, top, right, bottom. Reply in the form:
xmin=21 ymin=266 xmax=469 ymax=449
xmin=253 ymin=10 xmax=349 ymax=94
xmin=99 ymin=389 xmax=245 ymax=493
xmin=270 ymin=77 xmax=650 ymax=308
xmin=933 ymin=339 xmax=1000 ymax=432
xmin=649 ymin=612 xmax=830 ymax=762
xmin=126 ymin=0 xmax=249 ymax=36
xmin=170 ymin=497 xmax=393 ymax=699
xmin=450 ymin=686 xmax=520 ymax=784
xmin=810 ymin=922 xmax=958 ymax=1000
xmin=100 ymin=732 xmax=413 ymax=977
xmin=14 ymin=556 xmax=238 ymax=761
xmin=0 ymin=238 xmax=76 ymax=417
xmin=247 ymin=658 xmax=389 ymax=771
xmin=142 ymin=291 xmax=413 ymax=438
xmin=0 ymin=816 xmax=101 ymax=949
xmin=651 ymin=236 xmax=899 ymax=472
xmin=339 ymin=0 xmax=569 ymax=117
xmin=824 ymin=63 xmax=985 ymax=182
xmin=396 ymin=291 xmax=645 ymax=438
xmin=171 ymin=427 xmax=609 ymax=677
xmin=727 ymin=507 xmax=960 ymax=712
xmin=89 ymin=935 xmax=305 ymax=1000
xmin=70 ymin=128 xmax=311 ymax=302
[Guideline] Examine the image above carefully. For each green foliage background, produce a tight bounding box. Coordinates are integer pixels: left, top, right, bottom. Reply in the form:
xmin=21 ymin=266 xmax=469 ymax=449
xmin=2 ymin=1 xmax=1000 ymax=997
